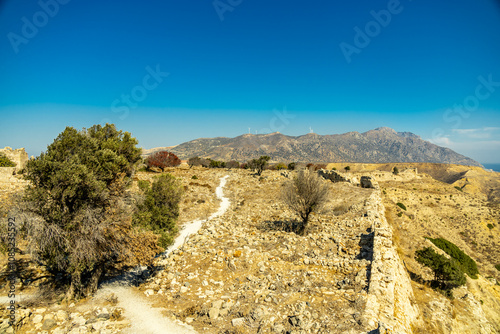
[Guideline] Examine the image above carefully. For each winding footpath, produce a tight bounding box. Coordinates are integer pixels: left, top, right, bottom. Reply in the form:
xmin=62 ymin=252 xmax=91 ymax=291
xmin=98 ymin=175 xmax=230 ymax=334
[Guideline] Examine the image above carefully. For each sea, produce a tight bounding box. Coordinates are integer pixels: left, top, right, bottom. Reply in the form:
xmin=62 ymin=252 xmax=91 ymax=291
xmin=483 ymin=163 xmax=500 ymax=173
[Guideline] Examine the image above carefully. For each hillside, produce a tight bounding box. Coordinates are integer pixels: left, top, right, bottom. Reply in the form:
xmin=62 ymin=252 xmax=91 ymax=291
xmin=145 ymin=127 xmax=481 ymax=167
xmin=1 ymin=163 xmax=499 ymax=333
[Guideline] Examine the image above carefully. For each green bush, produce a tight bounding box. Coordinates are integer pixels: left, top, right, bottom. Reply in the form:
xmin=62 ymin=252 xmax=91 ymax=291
xmin=20 ymin=124 xmax=142 ymax=299
xmin=288 ymin=162 xmax=296 ymax=170
xmin=209 ymin=160 xmax=226 ymax=168
xmin=396 ymin=202 xmax=407 ymax=211
xmin=137 ymin=180 xmax=150 ymax=191
xmin=427 ymin=237 xmax=478 ymax=279
xmin=191 ymin=175 xmax=198 ymax=179
xmin=415 ymin=247 xmax=466 ymax=295
xmin=487 ymin=223 xmax=494 ymax=230
xmin=495 ymin=264 xmax=500 ymax=272
xmin=133 ymin=174 xmax=183 ymax=249
xmin=275 ymin=163 xmax=287 ymax=170
xmin=455 ymin=186 xmax=463 ymax=192
xmin=0 ymin=153 xmax=16 ymax=167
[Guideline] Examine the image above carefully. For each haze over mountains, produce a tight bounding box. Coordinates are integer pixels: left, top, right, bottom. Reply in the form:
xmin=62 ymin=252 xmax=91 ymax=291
xmin=144 ymin=127 xmax=481 ymax=167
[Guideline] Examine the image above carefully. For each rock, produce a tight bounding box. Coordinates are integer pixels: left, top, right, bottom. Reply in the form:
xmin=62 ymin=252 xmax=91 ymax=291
xmin=180 ymin=286 xmax=189 ymax=293
xmin=231 ymin=317 xmax=245 ymax=326
xmin=212 ymin=300 xmax=224 ymax=309
xmin=33 ymin=314 xmax=43 ymax=324
xmin=273 ymin=323 xmax=286 ymax=333
xmin=251 ymin=306 xmax=268 ymax=321
xmin=92 ymin=321 xmax=105 ymax=331
xmin=208 ymin=307 xmax=220 ymax=319
xmin=360 ymin=176 xmax=375 ymax=188
xmin=42 ymin=319 xmax=57 ymax=331
xmin=72 ymin=316 xmax=86 ymax=326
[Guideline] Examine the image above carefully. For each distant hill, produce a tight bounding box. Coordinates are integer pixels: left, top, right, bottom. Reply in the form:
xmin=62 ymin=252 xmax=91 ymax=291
xmin=144 ymin=127 xmax=481 ymax=166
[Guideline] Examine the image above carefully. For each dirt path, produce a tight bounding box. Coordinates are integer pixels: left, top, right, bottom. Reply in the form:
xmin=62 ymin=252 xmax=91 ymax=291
xmin=97 ymin=175 xmax=230 ymax=334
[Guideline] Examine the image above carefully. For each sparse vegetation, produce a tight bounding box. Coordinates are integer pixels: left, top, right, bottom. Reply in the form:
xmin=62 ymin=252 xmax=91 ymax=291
xmin=281 ymin=170 xmax=329 ymax=235
xmin=427 ymin=237 xmax=478 ymax=279
xmin=396 ymin=202 xmax=407 ymax=211
xmin=147 ymin=151 xmax=181 ymax=170
xmin=0 ymin=153 xmax=16 ymax=167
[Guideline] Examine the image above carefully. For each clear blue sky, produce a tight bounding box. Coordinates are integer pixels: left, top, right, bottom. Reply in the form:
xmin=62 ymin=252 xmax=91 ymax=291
xmin=1 ymin=0 xmax=499 ymax=163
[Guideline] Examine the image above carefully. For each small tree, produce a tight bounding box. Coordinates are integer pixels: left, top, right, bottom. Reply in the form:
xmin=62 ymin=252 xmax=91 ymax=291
xmin=281 ymin=170 xmax=329 ymax=235
xmin=344 ymin=166 xmax=350 ymax=172
xmin=226 ymin=160 xmax=240 ymax=169
xmin=393 ymin=166 xmax=399 ymax=175
xmin=146 ymin=151 xmax=181 ymax=170
xmin=288 ymin=162 xmax=296 ymax=170
xmin=133 ymin=174 xmax=183 ymax=248
xmin=0 ymin=153 xmax=16 ymax=167
xmin=188 ymin=156 xmax=203 ymax=168
xmin=248 ymin=156 xmax=270 ymax=176
xmin=275 ymin=163 xmax=287 ymax=170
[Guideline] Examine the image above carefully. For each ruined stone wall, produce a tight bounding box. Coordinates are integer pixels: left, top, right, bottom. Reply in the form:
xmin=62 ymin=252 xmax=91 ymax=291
xmin=362 ymin=190 xmax=419 ymax=333
xmin=0 ymin=147 xmax=29 ymax=170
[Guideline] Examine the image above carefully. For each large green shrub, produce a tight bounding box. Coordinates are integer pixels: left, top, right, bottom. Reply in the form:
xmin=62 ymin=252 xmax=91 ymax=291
xmin=427 ymin=237 xmax=478 ymax=279
xmin=0 ymin=153 xmax=16 ymax=167
xmin=133 ymin=174 xmax=183 ymax=249
xmin=20 ymin=124 xmax=142 ymax=299
xmin=415 ymin=247 xmax=466 ymax=295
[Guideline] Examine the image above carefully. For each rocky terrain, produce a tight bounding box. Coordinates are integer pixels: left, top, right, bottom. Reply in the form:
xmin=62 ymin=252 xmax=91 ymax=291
xmin=0 ymin=162 xmax=499 ymax=333
xmin=145 ymin=128 xmax=481 ymax=167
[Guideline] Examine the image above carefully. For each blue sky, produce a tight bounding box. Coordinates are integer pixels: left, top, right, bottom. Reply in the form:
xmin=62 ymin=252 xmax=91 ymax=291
xmin=0 ymin=0 xmax=499 ymax=163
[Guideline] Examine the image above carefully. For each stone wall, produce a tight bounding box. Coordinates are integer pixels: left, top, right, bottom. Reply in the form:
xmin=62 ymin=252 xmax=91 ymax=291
xmin=317 ymin=169 xmax=348 ymax=182
xmin=0 ymin=147 xmax=29 ymax=170
xmin=362 ymin=190 xmax=419 ymax=333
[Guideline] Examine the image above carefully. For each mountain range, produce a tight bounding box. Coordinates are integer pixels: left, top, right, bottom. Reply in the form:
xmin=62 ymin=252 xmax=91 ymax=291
xmin=143 ymin=127 xmax=481 ymax=166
